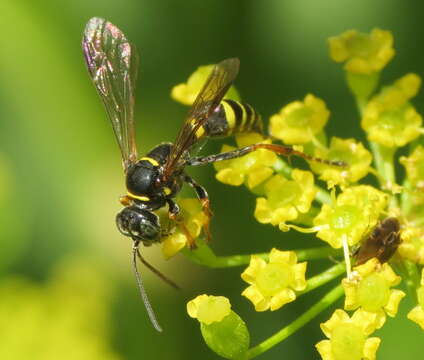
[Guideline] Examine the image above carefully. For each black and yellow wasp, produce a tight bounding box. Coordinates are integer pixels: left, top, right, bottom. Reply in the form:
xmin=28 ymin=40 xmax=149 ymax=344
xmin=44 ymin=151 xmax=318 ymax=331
xmin=82 ymin=17 xmax=344 ymax=331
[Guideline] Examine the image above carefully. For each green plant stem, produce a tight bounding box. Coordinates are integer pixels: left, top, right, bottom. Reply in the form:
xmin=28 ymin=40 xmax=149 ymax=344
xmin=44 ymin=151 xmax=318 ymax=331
xmin=403 ymin=260 xmax=420 ymax=302
xmin=315 ymin=186 xmax=332 ymax=204
xmin=400 ymin=180 xmax=412 ymax=216
xmin=246 ymin=284 xmax=344 ymax=359
xmin=273 ymin=158 xmax=292 ymax=177
xmin=369 ymin=141 xmax=399 ymax=208
xmin=182 ymin=243 xmax=341 ymax=268
xmin=298 ymin=262 xmax=345 ymax=295
xmin=356 ymin=97 xmax=368 ymax=112
xmin=356 ymin=97 xmax=399 ymax=209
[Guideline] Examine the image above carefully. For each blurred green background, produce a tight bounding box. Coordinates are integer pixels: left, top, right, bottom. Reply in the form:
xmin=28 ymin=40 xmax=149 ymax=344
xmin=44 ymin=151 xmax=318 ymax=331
xmin=1 ymin=0 xmax=424 ymax=359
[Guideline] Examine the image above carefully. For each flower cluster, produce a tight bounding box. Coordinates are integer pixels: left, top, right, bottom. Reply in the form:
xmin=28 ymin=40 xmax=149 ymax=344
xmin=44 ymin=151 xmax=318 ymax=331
xmin=166 ymin=28 xmax=424 ymax=359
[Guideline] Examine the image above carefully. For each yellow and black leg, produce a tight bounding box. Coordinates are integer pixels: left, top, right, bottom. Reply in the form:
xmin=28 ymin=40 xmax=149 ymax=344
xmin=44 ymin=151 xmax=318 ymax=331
xmin=166 ymin=198 xmax=196 ymax=249
xmin=187 ymin=143 xmax=346 ymax=167
xmin=184 ymin=175 xmax=213 ymax=242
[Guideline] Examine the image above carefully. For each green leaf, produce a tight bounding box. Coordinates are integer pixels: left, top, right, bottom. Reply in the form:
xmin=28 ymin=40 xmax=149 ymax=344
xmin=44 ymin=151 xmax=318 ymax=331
xmin=200 ymin=311 xmax=249 ymax=359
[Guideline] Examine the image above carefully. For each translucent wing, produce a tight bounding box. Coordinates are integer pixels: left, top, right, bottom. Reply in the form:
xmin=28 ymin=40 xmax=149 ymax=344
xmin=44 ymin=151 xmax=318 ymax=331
xmin=162 ymin=58 xmax=239 ymax=180
xmin=82 ymin=17 xmax=139 ymax=172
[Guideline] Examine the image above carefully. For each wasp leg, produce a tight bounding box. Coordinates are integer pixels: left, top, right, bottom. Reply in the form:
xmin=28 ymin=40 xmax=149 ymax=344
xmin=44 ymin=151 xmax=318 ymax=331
xmin=183 ymin=175 xmax=213 ymax=242
xmin=187 ymin=143 xmax=347 ymax=167
xmin=119 ymin=195 xmax=132 ymax=206
xmin=166 ymin=199 xmax=196 ymax=249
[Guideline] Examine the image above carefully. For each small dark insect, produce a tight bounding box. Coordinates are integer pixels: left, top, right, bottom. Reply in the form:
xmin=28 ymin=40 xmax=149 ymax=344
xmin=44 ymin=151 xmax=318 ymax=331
xmin=354 ymin=217 xmax=401 ymax=266
xmin=82 ymin=17 xmax=345 ymax=331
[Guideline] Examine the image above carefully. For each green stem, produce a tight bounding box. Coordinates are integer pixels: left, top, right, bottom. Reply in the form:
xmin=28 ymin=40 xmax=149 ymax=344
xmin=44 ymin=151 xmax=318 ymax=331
xmin=400 ymin=180 xmax=412 ymax=216
xmin=355 ymin=92 xmax=399 ymax=210
xmin=356 ymin=96 xmax=368 ymax=112
xmin=369 ymin=141 xmax=399 ymax=208
xmin=403 ymin=260 xmax=420 ymax=303
xmin=182 ymin=243 xmax=341 ymax=268
xmin=246 ymin=284 xmax=344 ymax=359
xmin=298 ymin=262 xmax=345 ymax=295
xmin=315 ymin=187 xmax=332 ymax=204
xmin=273 ymin=158 xmax=292 ymax=178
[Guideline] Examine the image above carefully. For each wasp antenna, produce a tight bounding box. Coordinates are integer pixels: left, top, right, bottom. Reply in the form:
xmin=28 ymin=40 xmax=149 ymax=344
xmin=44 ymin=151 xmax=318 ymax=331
xmin=131 ymin=245 xmax=163 ymax=332
xmin=136 ymin=248 xmax=181 ymax=290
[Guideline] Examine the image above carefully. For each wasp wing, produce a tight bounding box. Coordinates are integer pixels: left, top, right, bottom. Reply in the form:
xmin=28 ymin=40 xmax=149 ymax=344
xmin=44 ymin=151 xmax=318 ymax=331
xmin=82 ymin=17 xmax=139 ymax=172
xmin=162 ymin=58 xmax=239 ymax=180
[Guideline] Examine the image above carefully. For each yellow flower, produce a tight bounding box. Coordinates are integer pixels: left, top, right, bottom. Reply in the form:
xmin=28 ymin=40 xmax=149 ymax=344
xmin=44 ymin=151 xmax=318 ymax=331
xmin=241 ymin=249 xmax=307 ymax=311
xmin=400 ymin=145 xmax=424 ymax=190
xmin=254 ymin=170 xmax=317 ymax=230
xmin=172 ymin=64 xmax=214 ymax=105
xmin=311 ymin=137 xmax=372 ymax=188
xmin=328 ymin=28 xmax=394 ymax=74
xmin=314 ymin=185 xmax=388 ymax=248
xmin=380 ymin=73 xmax=421 ymax=108
xmin=269 ymin=94 xmax=329 ymax=144
xmin=161 ymin=198 xmax=208 ymax=259
xmin=361 ymin=74 xmax=422 ymax=148
xmin=187 ymin=294 xmax=231 ymax=325
xmin=407 ymin=269 xmax=424 ymax=329
xmin=316 ymin=309 xmax=380 ymax=360
xmin=171 ymin=64 xmax=239 ymax=105
xmin=214 ymin=133 xmax=278 ymax=189
xmin=398 ymin=226 xmax=424 ymax=264
xmin=343 ymin=258 xmax=405 ymax=329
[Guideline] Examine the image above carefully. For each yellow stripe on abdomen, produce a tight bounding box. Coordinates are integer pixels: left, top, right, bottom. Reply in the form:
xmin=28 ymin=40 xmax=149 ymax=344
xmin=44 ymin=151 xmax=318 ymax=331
xmin=221 ymin=100 xmax=236 ymax=132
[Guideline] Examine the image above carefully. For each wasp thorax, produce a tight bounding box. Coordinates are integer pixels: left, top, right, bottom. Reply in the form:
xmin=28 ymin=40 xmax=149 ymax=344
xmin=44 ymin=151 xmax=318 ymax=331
xmin=126 ymin=160 xmax=160 ymax=196
xmin=116 ymin=206 xmax=160 ymax=244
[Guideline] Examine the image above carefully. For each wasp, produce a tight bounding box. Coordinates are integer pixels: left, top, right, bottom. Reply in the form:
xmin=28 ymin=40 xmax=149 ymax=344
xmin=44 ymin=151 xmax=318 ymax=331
xmin=354 ymin=217 xmax=401 ymax=266
xmin=82 ymin=17 xmax=345 ymax=331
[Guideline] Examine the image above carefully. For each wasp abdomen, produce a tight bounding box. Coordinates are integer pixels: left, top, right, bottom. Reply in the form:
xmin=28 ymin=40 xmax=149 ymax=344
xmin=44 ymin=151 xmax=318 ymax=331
xmin=203 ymin=99 xmax=263 ymax=138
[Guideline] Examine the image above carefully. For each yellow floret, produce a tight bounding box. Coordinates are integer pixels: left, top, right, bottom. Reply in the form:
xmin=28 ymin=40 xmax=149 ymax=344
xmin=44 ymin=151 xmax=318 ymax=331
xmin=214 ymin=133 xmax=278 ymax=189
xmin=187 ymin=294 xmax=231 ymax=325
xmin=316 ymin=308 xmax=380 ymax=360
xmin=161 ymin=198 xmax=208 ymax=259
xmin=269 ymin=94 xmax=329 ymax=144
xmin=361 ymin=74 xmax=422 ymax=148
xmin=328 ymin=28 xmax=395 ymax=74
xmin=314 ymin=186 xmax=388 ymax=248
xmin=241 ymin=249 xmax=307 ymax=311
xmin=254 ymin=170 xmax=317 ymax=229
xmin=311 ymin=137 xmax=372 ymax=188
xmin=343 ymin=258 xmax=405 ymax=329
